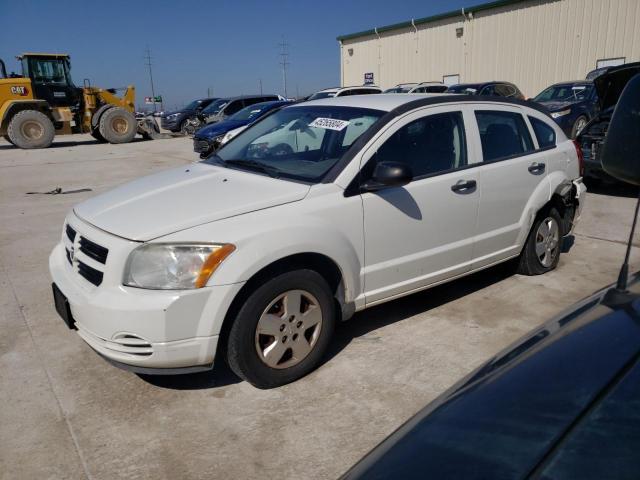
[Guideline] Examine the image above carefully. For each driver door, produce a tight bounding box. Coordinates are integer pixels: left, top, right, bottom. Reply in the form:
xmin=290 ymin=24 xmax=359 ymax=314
xmin=359 ymin=106 xmax=481 ymax=305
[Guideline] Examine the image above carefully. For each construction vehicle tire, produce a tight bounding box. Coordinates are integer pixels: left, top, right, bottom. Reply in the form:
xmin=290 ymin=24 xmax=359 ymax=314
xmin=3 ymin=135 xmax=14 ymax=146
xmin=98 ymin=107 xmax=137 ymax=144
xmin=90 ymin=128 xmax=107 ymax=143
xmin=7 ymin=110 xmax=55 ymax=149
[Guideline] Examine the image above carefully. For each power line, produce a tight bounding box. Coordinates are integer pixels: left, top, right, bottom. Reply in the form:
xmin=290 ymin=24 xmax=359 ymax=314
xmin=144 ymin=46 xmax=157 ymax=113
xmin=278 ymin=38 xmax=290 ymax=98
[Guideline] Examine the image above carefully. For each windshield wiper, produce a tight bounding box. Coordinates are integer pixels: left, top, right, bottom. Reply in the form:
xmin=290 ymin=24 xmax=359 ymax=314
xmin=224 ymin=159 xmax=281 ymax=178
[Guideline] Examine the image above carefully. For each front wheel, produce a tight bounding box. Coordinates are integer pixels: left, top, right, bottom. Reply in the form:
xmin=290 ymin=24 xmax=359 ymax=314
xmin=517 ymin=208 xmax=562 ymax=275
xmin=226 ymin=270 xmax=336 ymax=388
xmin=570 ymin=115 xmax=588 ymax=138
xmin=98 ymin=107 xmax=137 ymax=144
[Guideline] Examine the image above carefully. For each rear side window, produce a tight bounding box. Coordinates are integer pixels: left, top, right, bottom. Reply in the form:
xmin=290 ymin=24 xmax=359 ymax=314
xmin=376 ymin=111 xmax=467 ymax=178
xmin=475 ymin=110 xmax=534 ymax=162
xmin=529 ymin=116 xmax=556 ymax=149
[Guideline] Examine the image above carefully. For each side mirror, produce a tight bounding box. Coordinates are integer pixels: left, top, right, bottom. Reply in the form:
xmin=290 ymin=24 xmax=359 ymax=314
xmin=600 ymin=73 xmax=640 ymax=185
xmin=362 ymin=161 xmax=413 ymax=192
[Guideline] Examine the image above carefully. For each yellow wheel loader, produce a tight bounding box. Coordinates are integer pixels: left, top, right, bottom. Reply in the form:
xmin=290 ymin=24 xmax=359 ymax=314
xmin=0 ymin=53 xmax=159 ymax=149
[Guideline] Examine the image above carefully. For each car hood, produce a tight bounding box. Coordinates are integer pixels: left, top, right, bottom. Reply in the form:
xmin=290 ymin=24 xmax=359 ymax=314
xmin=343 ymin=276 xmax=640 ymax=479
xmin=194 ymin=119 xmax=248 ymax=140
xmin=537 ymin=100 xmax=579 ymax=111
xmin=74 ymin=163 xmax=310 ymax=241
xmin=594 ymin=61 xmax=640 ymax=110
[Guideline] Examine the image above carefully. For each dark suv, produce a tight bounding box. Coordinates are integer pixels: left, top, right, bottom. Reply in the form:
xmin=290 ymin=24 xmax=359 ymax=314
xmin=199 ymin=95 xmax=281 ymax=125
xmin=161 ymin=98 xmax=218 ymax=133
xmin=446 ymin=81 xmax=525 ymax=99
xmin=533 ymin=81 xmax=598 ymax=138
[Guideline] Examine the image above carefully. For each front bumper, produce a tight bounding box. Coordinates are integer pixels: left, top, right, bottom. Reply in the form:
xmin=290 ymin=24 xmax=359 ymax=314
xmin=49 ymin=214 xmax=244 ymax=372
xmin=193 ymin=137 xmax=214 ymax=157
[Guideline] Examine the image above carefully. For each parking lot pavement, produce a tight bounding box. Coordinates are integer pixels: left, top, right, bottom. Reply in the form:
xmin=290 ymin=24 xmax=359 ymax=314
xmin=1 ymin=134 xmax=639 ymax=480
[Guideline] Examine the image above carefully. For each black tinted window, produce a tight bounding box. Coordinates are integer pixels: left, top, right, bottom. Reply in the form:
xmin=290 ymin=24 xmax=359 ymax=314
xmin=224 ymin=100 xmax=244 ymax=115
xmin=529 ymin=116 xmax=556 ymax=148
xmin=480 ymin=85 xmax=496 ymax=95
xmin=376 ymin=112 xmax=467 ymax=178
xmin=475 ymin=111 xmax=534 ymax=162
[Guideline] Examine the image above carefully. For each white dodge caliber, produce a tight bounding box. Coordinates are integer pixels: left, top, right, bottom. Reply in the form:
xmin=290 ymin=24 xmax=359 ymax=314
xmin=50 ymin=94 xmax=586 ymax=388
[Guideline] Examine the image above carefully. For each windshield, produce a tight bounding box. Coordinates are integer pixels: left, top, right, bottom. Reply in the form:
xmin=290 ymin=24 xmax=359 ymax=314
xmin=202 ymin=99 xmax=229 ymax=115
xmin=308 ymin=91 xmax=337 ymax=100
xmin=534 ymin=84 xmax=593 ymax=102
xmin=203 ymin=105 xmax=384 ymax=183
xmin=230 ymin=103 xmax=275 ymax=122
xmin=384 ymin=86 xmax=414 ymax=93
xmin=447 ymin=84 xmax=480 ymax=94
xmin=184 ymin=100 xmax=203 ymax=110
xmin=25 ymin=57 xmax=72 ymax=86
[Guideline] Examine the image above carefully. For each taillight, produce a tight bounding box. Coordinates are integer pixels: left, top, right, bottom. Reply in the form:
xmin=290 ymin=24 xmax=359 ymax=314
xmin=572 ymin=139 xmax=585 ymax=177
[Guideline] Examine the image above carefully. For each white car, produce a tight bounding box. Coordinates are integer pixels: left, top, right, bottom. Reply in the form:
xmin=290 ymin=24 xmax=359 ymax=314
xmin=50 ymin=94 xmax=586 ymax=388
xmin=384 ymin=82 xmax=449 ymax=94
xmin=307 ymin=85 xmax=382 ymax=100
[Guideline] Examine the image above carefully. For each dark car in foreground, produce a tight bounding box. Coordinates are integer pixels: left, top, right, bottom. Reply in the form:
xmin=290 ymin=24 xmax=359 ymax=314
xmin=160 ymin=97 xmax=218 ymax=133
xmin=577 ymin=62 xmax=640 ymax=181
xmin=343 ymin=73 xmax=640 ymax=480
xmin=446 ymin=81 xmax=525 ymax=99
xmin=193 ymin=100 xmax=289 ymax=158
xmin=533 ymin=81 xmax=598 ymax=138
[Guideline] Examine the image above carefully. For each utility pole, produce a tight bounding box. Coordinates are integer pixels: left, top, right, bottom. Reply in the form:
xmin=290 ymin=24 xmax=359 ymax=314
xmin=144 ymin=46 xmax=157 ymax=113
xmin=259 ymin=78 xmax=263 ymax=95
xmin=207 ymin=86 xmax=213 ymax=97
xmin=278 ymin=38 xmax=290 ymax=99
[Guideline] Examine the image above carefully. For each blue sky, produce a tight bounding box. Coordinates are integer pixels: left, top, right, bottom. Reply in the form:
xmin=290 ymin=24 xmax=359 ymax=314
xmin=1 ymin=0 xmax=469 ymax=110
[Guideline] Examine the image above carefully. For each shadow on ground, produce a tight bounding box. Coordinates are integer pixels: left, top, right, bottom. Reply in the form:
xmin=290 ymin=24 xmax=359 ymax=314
xmin=584 ymin=177 xmax=639 ymax=198
xmin=0 ymin=137 xmax=150 ymax=150
xmin=141 ymin=261 xmax=517 ymax=390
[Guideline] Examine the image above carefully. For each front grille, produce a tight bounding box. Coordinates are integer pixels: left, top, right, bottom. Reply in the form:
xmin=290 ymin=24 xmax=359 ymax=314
xmin=79 ymin=236 xmax=108 ymax=264
xmin=66 ymin=224 xmax=76 ymax=242
xmin=77 ymin=260 xmax=104 ymax=286
xmin=193 ymin=139 xmax=211 ymax=154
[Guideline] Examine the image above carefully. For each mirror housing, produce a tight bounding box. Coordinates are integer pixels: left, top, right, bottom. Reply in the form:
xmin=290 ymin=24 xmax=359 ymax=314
xmin=600 ymin=73 xmax=640 ymax=185
xmin=362 ymin=161 xmax=413 ymax=192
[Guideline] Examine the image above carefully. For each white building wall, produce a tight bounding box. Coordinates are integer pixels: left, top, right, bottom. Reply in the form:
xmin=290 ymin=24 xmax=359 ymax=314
xmin=340 ymin=0 xmax=640 ymax=97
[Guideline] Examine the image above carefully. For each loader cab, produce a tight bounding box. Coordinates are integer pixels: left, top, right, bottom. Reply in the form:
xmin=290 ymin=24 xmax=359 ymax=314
xmin=18 ymin=53 xmax=81 ymax=108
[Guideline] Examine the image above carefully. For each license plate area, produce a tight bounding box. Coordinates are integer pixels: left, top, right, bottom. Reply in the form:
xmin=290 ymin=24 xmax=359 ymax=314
xmin=52 ymin=283 xmax=76 ymax=330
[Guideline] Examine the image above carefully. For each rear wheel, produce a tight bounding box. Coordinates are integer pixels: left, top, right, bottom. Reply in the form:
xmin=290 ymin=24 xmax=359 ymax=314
xmin=226 ymin=270 xmax=336 ymax=388
xmin=98 ymin=107 xmax=137 ymax=144
xmin=7 ymin=110 xmax=55 ymax=149
xmin=517 ymin=208 xmax=562 ymax=275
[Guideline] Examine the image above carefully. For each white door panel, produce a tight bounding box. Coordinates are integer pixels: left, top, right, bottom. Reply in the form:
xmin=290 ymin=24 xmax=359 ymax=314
xmin=360 ymin=105 xmax=481 ymax=305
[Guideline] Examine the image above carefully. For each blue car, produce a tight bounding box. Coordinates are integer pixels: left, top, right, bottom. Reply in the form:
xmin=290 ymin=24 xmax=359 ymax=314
xmin=193 ymin=100 xmax=289 ymax=158
xmin=533 ymin=81 xmax=598 ymax=138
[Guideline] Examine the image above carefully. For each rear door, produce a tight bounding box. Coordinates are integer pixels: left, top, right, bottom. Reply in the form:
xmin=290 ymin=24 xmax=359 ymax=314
xmin=470 ymin=106 xmax=551 ymax=269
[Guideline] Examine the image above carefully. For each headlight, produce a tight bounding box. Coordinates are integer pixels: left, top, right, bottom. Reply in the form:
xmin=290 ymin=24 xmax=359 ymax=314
xmin=123 ymin=243 xmax=235 ymax=290
xmin=220 ymin=129 xmax=241 ymax=145
xmin=551 ymin=109 xmax=571 ymax=119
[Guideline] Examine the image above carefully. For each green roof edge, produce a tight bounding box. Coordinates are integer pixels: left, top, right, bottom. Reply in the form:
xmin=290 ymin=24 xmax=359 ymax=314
xmin=336 ymin=0 xmax=530 ymax=42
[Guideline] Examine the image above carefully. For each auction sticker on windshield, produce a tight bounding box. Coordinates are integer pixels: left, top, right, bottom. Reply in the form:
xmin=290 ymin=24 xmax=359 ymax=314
xmin=309 ymin=118 xmax=350 ymax=131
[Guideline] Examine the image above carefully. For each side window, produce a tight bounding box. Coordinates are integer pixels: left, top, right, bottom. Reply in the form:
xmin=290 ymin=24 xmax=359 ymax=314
xmin=336 ymin=90 xmax=352 ymax=97
xmin=376 ymin=111 xmax=467 ymax=178
xmin=528 ymin=116 xmax=556 ymax=149
xmin=426 ymin=85 xmax=448 ymax=93
xmin=475 ymin=110 xmax=534 ymax=162
xmin=224 ymin=100 xmax=244 ymax=115
xmin=413 ymin=87 xmax=425 ymax=93
xmin=480 ymin=85 xmax=496 ymax=96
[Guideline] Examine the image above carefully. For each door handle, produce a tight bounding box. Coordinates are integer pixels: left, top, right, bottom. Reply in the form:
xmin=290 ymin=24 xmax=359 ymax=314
xmin=451 ymin=179 xmax=477 ymax=193
xmin=528 ymin=162 xmax=546 ymax=174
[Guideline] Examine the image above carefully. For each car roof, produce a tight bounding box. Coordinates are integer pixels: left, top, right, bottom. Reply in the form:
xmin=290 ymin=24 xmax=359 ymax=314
xmin=549 ymin=80 xmax=593 ymax=87
xmin=316 ymin=86 xmax=381 ymax=94
xmin=225 ymin=94 xmax=280 ymax=101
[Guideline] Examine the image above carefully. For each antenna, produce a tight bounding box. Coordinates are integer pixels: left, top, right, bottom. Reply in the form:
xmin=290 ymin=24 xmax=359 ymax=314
xmin=278 ymin=38 xmax=290 ymax=98
xmin=144 ymin=46 xmax=157 ymax=113
xmin=616 ymin=193 xmax=640 ymax=292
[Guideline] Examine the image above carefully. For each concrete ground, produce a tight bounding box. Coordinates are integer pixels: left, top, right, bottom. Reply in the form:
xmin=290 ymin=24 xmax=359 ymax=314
xmin=1 ymin=134 xmax=638 ymax=480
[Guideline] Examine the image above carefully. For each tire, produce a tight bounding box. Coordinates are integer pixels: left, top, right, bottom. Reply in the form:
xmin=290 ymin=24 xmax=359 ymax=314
xmin=179 ymin=119 xmax=192 ymax=136
xmin=98 ymin=107 xmax=137 ymax=144
xmin=227 ymin=269 xmax=336 ymax=389
xmin=90 ymin=128 xmax=107 ymax=143
xmin=7 ymin=110 xmax=55 ymax=149
xmin=517 ymin=207 xmax=562 ymax=275
xmin=2 ymin=135 xmax=14 ymax=146
xmin=570 ymin=115 xmax=588 ymax=139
